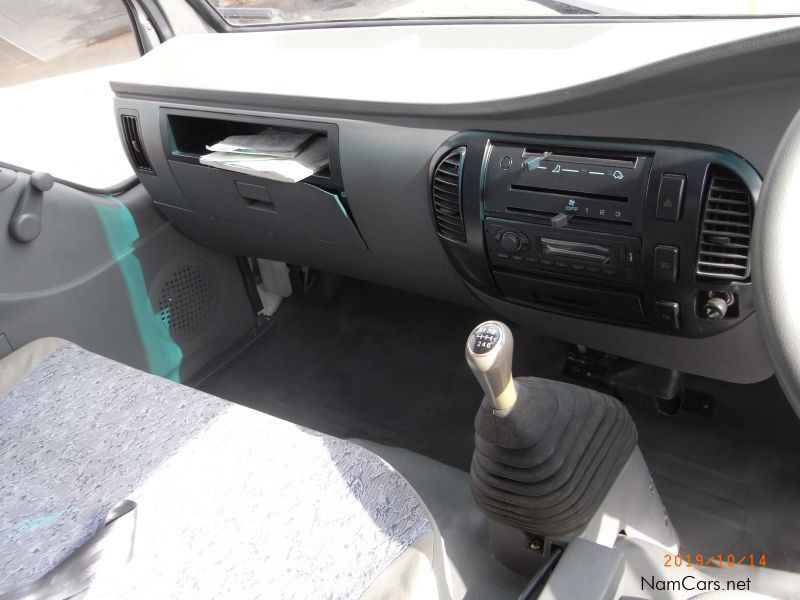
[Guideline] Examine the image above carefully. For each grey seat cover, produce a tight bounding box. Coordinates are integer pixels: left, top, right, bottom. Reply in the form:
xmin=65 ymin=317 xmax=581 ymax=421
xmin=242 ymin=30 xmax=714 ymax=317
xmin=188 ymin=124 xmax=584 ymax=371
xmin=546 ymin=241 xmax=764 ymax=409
xmin=0 ymin=342 xmax=435 ymax=599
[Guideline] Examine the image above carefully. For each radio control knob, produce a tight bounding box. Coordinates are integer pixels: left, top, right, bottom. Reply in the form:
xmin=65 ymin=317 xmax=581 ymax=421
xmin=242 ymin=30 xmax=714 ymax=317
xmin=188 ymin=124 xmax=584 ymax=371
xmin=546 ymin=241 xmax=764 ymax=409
xmin=500 ymin=231 xmax=524 ymax=253
xmin=703 ymin=297 xmax=728 ymax=320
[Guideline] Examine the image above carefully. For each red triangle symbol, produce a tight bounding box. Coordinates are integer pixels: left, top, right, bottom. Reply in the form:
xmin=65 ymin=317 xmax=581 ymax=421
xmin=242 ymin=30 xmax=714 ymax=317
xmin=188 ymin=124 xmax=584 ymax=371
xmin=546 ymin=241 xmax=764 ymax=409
xmin=664 ymin=199 xmax=673 ymax=208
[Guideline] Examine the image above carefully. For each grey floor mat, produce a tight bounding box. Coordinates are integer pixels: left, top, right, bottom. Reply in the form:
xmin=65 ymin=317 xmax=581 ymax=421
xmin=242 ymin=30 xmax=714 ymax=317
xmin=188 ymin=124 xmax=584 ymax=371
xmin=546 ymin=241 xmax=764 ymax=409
xmin=632 ymin=375 xmax=800 ymax=573
xmin=199 ymin=277 xmax=800 ymax=573
xmin=199 ymin=277 xmax=567 ymax=471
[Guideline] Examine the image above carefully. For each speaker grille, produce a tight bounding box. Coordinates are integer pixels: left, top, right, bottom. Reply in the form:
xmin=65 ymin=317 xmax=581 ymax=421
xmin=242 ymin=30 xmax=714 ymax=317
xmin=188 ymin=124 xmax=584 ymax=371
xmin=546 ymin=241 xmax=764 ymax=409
xmin=157 ymin=266 xmax=216 ymax=337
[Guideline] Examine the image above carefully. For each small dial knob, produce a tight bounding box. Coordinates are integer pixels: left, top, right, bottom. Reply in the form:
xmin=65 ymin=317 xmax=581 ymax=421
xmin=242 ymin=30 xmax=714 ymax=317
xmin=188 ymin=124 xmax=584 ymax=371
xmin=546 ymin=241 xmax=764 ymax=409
xmin=500 ymin=231 xmax=523 ymax=253
xmin=703 ymin=296 xmax=728 ymax=320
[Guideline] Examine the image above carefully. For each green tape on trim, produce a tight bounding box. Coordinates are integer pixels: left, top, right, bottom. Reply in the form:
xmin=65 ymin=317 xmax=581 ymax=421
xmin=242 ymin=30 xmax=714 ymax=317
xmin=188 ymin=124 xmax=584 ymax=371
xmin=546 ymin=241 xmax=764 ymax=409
xmin=95 ymin=196 xmax=183 ymax=381
xmin=333 ymin=194 xmax=349 ymax=219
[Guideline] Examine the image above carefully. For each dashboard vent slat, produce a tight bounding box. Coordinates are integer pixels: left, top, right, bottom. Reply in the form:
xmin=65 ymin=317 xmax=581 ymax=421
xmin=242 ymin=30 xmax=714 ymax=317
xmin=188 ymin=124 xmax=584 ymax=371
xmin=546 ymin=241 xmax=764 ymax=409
xmin=432 ymin=147 xmax=467 ymax=243
xmin=120 ymin=113 xmax=153 ymax=173
xmin=433 ymin=185 xmax=458 ymax=198
xmin=696 ymin=168 xmax=753 ymax=281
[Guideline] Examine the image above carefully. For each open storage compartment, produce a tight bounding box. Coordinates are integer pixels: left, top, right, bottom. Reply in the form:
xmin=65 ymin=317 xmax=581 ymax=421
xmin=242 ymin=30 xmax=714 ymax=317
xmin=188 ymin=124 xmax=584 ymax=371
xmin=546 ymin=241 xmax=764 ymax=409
xmin=161 ymin=108 xmax=343 ymax=190
xmin=156 ymin=108 xmax=365 ymax=254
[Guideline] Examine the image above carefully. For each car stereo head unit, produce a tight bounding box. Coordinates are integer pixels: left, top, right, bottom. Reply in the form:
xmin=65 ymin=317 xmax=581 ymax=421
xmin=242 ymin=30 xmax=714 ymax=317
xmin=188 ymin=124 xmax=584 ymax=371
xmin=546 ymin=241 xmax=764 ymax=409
xmin=431 ymin=131 xmax=761 ymax=338
xmin=485 ymin=219 xmax=641 ymax=284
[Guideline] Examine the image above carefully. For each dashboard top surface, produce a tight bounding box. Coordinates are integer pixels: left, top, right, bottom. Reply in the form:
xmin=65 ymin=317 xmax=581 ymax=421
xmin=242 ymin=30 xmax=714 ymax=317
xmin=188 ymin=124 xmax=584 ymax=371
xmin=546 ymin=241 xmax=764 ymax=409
xmin=110 ymin=19 xmax=800 ymax=110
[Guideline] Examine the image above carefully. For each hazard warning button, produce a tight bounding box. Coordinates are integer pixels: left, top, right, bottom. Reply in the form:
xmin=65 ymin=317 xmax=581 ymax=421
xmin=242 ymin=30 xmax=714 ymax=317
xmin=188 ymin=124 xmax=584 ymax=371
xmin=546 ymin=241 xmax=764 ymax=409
xmin=656 ymin=174 xmax=685 ymax=222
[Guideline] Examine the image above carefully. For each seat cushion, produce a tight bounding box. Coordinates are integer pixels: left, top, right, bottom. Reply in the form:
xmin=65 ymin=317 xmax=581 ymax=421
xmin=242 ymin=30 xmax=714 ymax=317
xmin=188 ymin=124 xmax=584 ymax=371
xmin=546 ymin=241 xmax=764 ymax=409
xmin=0 ymin=337 xmax=66 ymax=398
xmin=0 ymin=340 xmax=444 ymax=599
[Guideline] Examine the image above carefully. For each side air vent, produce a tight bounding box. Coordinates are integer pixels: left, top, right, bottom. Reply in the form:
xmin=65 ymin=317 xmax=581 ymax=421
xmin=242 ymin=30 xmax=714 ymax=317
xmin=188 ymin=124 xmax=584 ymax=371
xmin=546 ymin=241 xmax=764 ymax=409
xmin=432 ymin=147 xmax=467 ymax=243
xmin=696 ymin=168 xmax=753 ymax=281
xmin=120 ymin=113 xmax=153 ymax=172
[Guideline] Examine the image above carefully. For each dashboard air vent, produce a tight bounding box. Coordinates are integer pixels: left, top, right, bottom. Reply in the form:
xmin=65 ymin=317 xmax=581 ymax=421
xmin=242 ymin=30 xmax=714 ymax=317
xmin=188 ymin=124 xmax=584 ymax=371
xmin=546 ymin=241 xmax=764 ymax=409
xmin=432 ymin=147 xmax=467 ymax=243
xmin=696 ymin=168 xmax=753 ymax=281
xmin=120 ymin=113 xmax=153 ymax=172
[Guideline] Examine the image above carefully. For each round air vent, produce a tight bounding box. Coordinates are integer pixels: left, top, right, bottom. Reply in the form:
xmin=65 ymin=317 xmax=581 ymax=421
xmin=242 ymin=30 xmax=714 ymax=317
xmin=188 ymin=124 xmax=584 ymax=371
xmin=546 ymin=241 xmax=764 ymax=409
xmin=157 ymin=265 xmax=217 ymax=338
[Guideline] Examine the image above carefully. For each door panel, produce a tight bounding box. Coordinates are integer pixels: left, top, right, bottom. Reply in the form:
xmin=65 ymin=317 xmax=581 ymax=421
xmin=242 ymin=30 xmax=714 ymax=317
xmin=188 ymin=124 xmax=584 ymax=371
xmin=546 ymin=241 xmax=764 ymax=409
xmin=0 ymin=167 xmax=256 ymax=381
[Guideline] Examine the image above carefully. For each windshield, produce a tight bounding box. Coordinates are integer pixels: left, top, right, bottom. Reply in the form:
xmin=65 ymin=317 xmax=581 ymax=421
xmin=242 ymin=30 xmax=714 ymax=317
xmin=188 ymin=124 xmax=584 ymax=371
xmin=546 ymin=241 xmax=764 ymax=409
xmin=206 ymin=1 xmax=800 ymax=26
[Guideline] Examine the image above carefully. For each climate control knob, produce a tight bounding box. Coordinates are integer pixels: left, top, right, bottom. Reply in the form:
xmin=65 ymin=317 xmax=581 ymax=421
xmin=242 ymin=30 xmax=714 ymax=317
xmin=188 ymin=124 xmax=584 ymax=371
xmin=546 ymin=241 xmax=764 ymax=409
xmin=500 ymin=231 xmax=526 ymax=253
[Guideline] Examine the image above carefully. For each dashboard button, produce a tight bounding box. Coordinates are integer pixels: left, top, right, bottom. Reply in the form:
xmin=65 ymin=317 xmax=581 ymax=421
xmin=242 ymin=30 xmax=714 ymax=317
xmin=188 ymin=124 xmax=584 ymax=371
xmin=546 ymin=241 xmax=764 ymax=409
xmin=655 ymin=300 xmax=681 ymax=330
xmin=654 ymin=245 xmax=679 ymax=282
xmin=656 ymin=174 xmax=685 ymax=221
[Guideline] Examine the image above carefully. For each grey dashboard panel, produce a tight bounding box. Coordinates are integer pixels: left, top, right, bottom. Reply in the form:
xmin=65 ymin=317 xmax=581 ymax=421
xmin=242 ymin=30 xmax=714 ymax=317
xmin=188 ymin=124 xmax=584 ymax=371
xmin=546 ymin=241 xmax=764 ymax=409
xmin=110 ymin=19 xmax=800 ymax=120
xmin=110 ymin=20 xmax=800 ymax=383
xmin=117 ymin=97 xmax=479 ymax=308
xmin=471 ymin=286 xmax=772 ymax=383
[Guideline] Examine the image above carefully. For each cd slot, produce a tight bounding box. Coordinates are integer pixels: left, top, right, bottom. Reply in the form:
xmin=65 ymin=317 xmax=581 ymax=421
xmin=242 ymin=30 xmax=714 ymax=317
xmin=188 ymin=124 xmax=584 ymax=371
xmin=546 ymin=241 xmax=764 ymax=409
xmin=522 ymin=148 xmax=639 ymax=169
xmin=503 ymin=206 xmax=558 ymax=222
xmin=504 ymin=206 xmax=633 ymax=229
xmin=510 ymin=184 xmax=628 ymax=203
xmin=541 ymin=238 xmax=611 ymax=264
xmin=500 ymin=185 xmax=634 ymax=226
xmin=570 ymin=215 xmax=633 ymax=229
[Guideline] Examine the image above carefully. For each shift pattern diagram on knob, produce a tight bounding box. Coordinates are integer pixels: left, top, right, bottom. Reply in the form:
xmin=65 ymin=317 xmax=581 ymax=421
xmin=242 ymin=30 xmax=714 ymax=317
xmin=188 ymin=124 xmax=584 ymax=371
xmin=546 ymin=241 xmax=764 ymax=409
xmin=470 ymin=323 xmax=502 ymax=354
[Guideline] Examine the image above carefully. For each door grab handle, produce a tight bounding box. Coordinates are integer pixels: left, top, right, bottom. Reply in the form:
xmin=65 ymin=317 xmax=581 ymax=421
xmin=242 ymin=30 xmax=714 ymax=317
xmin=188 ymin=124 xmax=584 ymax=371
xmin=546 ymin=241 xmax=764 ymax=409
xmin=9 ymin=171 xmax=53 ymax=243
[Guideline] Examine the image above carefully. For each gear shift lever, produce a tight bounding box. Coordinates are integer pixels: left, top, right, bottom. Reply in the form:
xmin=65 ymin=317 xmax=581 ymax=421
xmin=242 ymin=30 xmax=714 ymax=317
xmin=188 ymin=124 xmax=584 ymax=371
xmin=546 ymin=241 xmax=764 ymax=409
xmin=465 ymin=321 xmax=518 ymax=410
xmin=465 ymin=319 xmax=658 ymax=577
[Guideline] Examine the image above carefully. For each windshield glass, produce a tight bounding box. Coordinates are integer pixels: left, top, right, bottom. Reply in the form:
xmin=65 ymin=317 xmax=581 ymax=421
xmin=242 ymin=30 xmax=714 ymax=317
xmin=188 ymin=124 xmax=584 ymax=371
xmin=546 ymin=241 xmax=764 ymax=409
xmin=206 ymin=1 xmax=800 ymax=26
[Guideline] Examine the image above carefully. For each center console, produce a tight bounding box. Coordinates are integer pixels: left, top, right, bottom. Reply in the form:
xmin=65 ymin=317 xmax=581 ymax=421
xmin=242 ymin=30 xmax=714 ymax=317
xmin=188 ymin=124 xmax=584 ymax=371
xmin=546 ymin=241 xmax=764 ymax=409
xmin=431 ymin=132 xmax=761 ymax=337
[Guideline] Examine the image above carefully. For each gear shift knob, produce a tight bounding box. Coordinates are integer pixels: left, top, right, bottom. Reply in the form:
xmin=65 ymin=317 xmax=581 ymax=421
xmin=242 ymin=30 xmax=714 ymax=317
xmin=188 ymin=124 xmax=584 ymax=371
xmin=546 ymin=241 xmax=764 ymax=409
xmin=466 ymin=321 xmax=518 ymax=410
